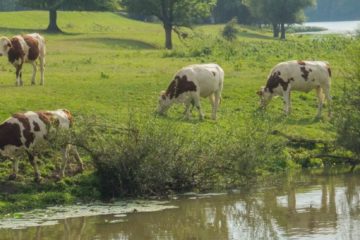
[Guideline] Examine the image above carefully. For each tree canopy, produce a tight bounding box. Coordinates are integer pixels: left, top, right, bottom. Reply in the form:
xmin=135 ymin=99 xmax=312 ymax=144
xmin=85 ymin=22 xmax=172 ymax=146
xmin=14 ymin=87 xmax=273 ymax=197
xmin=245 ymin=0 xmax=316 ymax=39
xmin=18 ymin=0 xmax=119 ymax=32
xmin=213 ymin=0 xmax=251 ymax=24
xmin=121 ymin=0 xmax=216 ymax=49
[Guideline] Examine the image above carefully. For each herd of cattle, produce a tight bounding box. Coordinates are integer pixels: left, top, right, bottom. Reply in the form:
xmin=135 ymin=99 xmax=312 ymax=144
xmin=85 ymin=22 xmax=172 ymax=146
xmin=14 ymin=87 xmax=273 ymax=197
xmin=0 ymin=33 xmax=332 ymax=182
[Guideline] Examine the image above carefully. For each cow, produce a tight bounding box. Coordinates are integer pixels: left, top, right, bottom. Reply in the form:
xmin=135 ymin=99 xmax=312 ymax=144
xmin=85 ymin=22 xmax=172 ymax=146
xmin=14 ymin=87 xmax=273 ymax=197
xmin=0 ymin=33 xmax=46 ymax=86
xmin=157 ymin=63 xmax=224 ymax=120
xmin=257 ymin=60 xmax=332 ymax=118
xmin=0 ymin=109 xmax=84 ymax=182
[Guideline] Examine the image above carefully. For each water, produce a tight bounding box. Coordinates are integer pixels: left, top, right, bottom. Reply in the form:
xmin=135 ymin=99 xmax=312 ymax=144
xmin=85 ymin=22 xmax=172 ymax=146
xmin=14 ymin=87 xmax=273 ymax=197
xmin=303 ymin=20 xmax=360 ymax=34
xmin=0 ymin=173 xmax=359 ymax=240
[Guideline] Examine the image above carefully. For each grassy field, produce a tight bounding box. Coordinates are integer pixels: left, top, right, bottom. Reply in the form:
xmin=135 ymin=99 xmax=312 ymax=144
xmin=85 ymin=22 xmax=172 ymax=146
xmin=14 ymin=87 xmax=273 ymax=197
xmin=0 ymin=11 xmax=357 ymax=213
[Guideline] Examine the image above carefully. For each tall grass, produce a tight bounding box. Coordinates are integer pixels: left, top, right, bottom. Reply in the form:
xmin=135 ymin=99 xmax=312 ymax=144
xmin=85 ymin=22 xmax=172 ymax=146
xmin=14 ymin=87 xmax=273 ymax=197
xmin=67 ymin=113 xmax=287 ymax=198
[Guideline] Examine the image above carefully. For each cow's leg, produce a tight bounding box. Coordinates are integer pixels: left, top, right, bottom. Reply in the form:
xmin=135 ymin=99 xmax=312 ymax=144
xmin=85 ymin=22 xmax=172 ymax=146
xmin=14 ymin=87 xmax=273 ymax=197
xmin=316 ymin=86 xmax=324 ymax=118
xmin=213 ymin=91 xmax=222 ymax=120
xmin=60 ymin=145 xmax=71 ymax=178
xmin=193 ymin=94 xmax=205 ymax=120
xmin=15 ymin=64 xmax=23 ymax=86
xmin=208 ymin=94 xmax=217 ymax=120
xmin=283 ymin=90 xmax=291 ymax=115
xmin=31 ymin=61 xmax=37 ymax=85
xmin=69 ymin=145 xmax=84 ymax=174
xmin=27 ymin=151 xmax=41 ymax=183
xmin=8 ymin=158 xmax=19 ymax=180
xmin=323 ymin=86 xmax=332 ymax=117
xmin=39 ymin=56 xmax=45 ymax=85
xmin=183 ymin=101 xmax=192 ymax=119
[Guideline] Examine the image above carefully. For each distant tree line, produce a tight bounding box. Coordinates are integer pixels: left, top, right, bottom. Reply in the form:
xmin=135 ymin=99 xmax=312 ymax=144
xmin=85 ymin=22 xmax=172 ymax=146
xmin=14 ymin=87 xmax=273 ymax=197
xmin=1 ymin=0 xmax=359 ymax=49
xmin=306 ymin=0 xmax=360 ymax=21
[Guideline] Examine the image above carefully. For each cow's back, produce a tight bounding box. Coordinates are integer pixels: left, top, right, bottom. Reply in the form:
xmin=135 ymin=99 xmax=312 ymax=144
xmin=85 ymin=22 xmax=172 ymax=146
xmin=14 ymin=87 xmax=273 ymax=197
xmin=270 ymin=60 xmax=331 ymax=92
xmin=181 ymin=64 xmax=224 ymax=97
xmin=0 ymin=110 xmax=72 ymax=157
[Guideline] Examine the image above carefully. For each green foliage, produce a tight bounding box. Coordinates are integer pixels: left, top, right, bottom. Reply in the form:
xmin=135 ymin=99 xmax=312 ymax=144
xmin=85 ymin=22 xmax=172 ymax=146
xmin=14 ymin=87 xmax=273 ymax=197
xmin=121 ymin=0 xmax=216 ymax=48
xmin=17 ymin=0 xmax=119 ymax=11
xmin=334 ymin=39 xmax=360 ymax=159
xmin=213 ymin=0 xmax=251 ymax=24
xmin=245 ymin=0 xmax=316 ymax=38
xmin=67 ymin=113 xmax=287 ymax=198
xmin=222 ymin=18 xmax=239 ymax=41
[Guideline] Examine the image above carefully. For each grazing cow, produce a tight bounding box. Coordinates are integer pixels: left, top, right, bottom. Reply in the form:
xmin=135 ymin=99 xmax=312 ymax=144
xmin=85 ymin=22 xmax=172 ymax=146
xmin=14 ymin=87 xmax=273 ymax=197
xmin=0 ymin=33 xmax=46 ymax=86
xmin=257 ymin=60 xmax=332 ymax=118
xmin=0 ymin=109 xmax=84 ymax=182
xmin=157 ymin=63 xmax=224 ymax=120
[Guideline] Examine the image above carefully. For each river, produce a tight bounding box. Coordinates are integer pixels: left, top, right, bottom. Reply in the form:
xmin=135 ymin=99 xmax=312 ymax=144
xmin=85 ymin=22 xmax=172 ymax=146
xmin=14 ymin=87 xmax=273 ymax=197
xmin=303 ymin=20 xmax=360 ymax=34
xmin=0 ymin=172 xmax=359 ymax=240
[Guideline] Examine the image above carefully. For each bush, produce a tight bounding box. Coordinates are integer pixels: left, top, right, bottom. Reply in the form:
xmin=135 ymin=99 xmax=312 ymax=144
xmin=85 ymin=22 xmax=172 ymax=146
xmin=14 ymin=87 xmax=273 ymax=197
xmin=334 ymin=39 xmax=360 ymax=160
xmin=69 ymin=113 xmax=288 ymax=198
xmin=222 ymin=18 xmax=239 ymax=41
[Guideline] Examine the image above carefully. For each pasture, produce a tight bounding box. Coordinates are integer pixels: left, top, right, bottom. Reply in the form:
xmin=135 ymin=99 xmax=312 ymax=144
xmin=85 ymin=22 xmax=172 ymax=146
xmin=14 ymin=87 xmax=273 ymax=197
xmin=0 ymin=11 xmax=356 ymax=213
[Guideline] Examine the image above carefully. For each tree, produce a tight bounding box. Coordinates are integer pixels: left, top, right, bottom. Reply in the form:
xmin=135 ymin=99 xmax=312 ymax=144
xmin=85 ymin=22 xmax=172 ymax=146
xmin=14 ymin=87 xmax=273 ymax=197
xmin=121 ymin=0 xmax=216 ymax=49
xmin=213 ymin=0 xmax=252 ymax=24
xmin=18 ymin=0 xmax=119 ymax=32
xmin=246 ymin=0 xmax=315 ymax=39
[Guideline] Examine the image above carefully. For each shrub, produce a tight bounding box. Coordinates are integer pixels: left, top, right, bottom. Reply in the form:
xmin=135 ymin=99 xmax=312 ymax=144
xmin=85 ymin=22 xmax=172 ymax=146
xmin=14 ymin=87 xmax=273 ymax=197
xmin=334 ymin=39 xmax=360 ymax=161
xmin=69 ymin=113 xmax=287 ymax=198
xmin=222 ymin=18 xmax=239 ymax=41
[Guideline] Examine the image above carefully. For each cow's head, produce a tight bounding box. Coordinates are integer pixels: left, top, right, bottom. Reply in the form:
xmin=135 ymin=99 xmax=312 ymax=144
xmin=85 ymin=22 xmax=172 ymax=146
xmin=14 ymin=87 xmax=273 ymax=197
xmin=157 ymin=91 xmax=172 ymax=115
xmin=0 ymin=37 xmax=11 ymax=57
xmin=257 ymin=86 xmax=273 ymax=108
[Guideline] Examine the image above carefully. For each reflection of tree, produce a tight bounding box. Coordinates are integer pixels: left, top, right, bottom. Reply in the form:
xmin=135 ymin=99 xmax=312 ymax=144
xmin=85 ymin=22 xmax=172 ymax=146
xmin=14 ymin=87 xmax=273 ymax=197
xmin=0 ymin=217 xmax=93 ymax=240
xmin=1 ymin=174 xmax=359 ymax=240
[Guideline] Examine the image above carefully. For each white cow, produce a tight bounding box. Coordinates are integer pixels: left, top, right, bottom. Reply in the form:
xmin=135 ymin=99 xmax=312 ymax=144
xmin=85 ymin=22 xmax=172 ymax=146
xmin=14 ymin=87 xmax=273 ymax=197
xmin=157 ymin=63 xmax=224 ymax=120
xmin=0 ymin=33 xmax=46 ymax=86
xmin=0 ymin=109 xmax=83 ymax=182
xmin=257 ymin=60 xmax=332 ymax=117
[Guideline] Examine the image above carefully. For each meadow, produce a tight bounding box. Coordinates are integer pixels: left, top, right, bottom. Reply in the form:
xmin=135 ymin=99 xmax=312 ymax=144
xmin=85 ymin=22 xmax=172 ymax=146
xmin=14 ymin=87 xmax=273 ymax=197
xmin=0 ymin=11 xmax=357 ymax=213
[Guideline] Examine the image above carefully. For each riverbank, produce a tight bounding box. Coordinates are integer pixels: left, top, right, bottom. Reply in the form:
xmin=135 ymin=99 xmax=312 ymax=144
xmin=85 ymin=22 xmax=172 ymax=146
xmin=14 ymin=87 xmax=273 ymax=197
xmin=0 ymin=11 xmax=359 ymax=216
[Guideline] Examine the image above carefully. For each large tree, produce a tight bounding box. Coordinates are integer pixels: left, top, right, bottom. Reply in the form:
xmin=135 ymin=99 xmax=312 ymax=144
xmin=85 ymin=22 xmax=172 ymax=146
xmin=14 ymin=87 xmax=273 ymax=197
xmin=246 ymin=0 xmax=315 ymax=39
xmin=213 ymin=0 xmax=252 ymax=24
xmin=121 ymin=0 xmax=216 ymax=49
xmin=18 ymin=0 xmax=119 ymax=32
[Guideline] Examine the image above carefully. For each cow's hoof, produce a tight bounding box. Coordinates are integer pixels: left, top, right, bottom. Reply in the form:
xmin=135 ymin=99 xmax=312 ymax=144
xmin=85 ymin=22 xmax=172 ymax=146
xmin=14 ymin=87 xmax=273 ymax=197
xmin=8 ymin=174 xmax=17 ymax=181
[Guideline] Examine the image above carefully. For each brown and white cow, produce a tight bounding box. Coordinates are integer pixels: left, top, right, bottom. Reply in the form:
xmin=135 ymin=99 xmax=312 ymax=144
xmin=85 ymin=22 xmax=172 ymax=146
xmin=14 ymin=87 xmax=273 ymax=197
xmin=157 ymin=63 xmax=224 ymax=120
xmin=0 ymin=33 xmax=45 ymax=86
xmin=257 ymin=60 xmax=332 ymax=118
xmin=0 ymin=109 xmax=83 ymax=182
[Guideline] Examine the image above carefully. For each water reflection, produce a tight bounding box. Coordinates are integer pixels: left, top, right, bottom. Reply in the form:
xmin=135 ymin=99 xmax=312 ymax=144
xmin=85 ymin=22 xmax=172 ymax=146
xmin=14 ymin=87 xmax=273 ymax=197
xmin=1 ymin=173 xmax=359 ymax=240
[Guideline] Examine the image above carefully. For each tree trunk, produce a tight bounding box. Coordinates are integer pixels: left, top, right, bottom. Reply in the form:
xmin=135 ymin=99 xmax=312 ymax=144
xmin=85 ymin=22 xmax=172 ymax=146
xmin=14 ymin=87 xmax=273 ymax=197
xmin=47 ymin=9 xmax=61 ymax=33
xmin=272 ymin=23 xmax=279 ymax=38
xmin=280 ymin=22 xmax=286 ymax=39
xmin=164 ymin=24 xmax=173 ymax=50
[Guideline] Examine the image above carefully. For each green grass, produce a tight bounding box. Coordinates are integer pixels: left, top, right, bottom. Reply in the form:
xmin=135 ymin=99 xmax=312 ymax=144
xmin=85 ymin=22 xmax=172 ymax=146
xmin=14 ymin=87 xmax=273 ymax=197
xmin=0 ymin=11 xmax=356 ymax=212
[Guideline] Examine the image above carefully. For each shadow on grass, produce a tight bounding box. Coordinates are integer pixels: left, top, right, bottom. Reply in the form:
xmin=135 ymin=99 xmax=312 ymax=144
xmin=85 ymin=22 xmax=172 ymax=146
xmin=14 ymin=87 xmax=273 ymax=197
xmin=0 ymin=27 xmax=85 ymax=37
xmin=284 ymin=116 xmax=320 ymax=125
xmin=67 ymin=37 xmax=158 ymax=50
xmin=238 ymin=31 xmax=273 ymax=40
